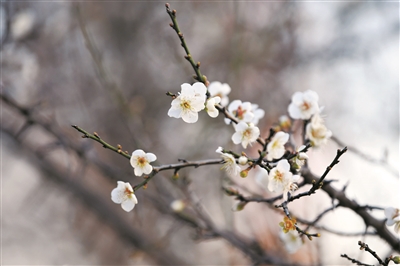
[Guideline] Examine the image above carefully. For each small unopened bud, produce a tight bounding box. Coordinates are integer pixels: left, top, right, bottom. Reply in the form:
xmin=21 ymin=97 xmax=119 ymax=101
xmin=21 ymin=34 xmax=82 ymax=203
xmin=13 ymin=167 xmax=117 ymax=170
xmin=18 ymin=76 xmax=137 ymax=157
xmin=232 ymin=201 xmax=247 ymax=212
xmin=392 ymin=256 xmax=400 ymax=264
xmin=172 ymin=172 xmax=179 ymax=180
xmin=316 ymin=233 xmax=321 ymax=237
xmin=143 ymin=183 xmax=148 ymax=189
xmin=93 ymin=132 xmax=99 ymax=138
xmin=238 ymin=156 xmax=248 ymax=165
xmin=170 ymin=200 xmax=186 ymax=212
xmin=307 ymin=235 xmax=313 ymax=241
xmin=240 ymin=169 xmax=249 ymax=178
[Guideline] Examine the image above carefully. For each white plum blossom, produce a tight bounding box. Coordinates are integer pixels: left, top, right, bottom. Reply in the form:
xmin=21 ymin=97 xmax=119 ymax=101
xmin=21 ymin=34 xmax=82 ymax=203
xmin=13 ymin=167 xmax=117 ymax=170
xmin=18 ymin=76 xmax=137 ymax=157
xmin=216 ymin=147 xmax=241 ymax=176
xmin=111 ymin=181 xmax=138 ymax=212
xmin=266 ymin=131 xmax=289 ymax=161
xmin=288 ymin=90 xmax=319 ymax=120
xmin=232 ymin=122 xmax=260 ymax=148
xmin=306 ymin=113 xmax=332 ymax=147
xmin=224 ymin=100 xmax=254 ymax=124
xmin=251 ymin=104 xmax=265 ymax=125
xmin=279 ymin=230 xmax=303 ymax=254
xmin=208 ymin=81 xmax=231 ymax=106
xmin=385 ymin=207 xmax=400 ymax=233
xmin=268 ymin=159 xmax=300 ymax=201
xmin=130 ymin=149 xmax=157 ymax=176
xmin=168 ymin=82 xmax=207 ymax=123
xmin=206 ymin=96 xmax=221 ymax=118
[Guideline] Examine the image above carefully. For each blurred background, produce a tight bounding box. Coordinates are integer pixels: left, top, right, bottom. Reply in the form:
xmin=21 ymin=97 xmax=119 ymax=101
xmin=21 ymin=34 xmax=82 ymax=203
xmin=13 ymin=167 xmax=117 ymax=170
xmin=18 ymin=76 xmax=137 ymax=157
xmin=1 ymin=1 xmax=398 ymax=265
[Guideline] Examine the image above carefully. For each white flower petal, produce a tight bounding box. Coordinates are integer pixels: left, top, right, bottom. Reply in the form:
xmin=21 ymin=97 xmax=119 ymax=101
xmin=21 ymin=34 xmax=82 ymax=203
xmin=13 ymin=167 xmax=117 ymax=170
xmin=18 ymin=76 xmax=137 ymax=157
xmin=121 ymin=198 xmax=136 ymax=212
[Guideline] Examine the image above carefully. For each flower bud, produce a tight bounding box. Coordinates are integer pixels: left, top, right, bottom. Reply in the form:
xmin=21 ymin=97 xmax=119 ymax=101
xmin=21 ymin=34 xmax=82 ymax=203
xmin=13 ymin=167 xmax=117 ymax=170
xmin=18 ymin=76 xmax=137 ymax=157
xmin=240 ymin=169 xmax=249 ymax=178
xmin=170 ymin=200 xmax=186 ymax=212
xmin=172 ymin=172 xmax=179 ymax=180
xmin=392 ymin=256 xmax=400 ymax=264
xmin=232 ymin=201 xmax=247 ymax=211
xmin=238 ymin=156 xmax=248 ymax=165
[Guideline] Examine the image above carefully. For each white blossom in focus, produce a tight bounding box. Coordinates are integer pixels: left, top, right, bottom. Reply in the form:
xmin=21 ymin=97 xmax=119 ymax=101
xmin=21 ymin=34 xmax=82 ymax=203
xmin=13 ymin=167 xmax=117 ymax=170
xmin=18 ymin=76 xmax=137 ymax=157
xmin=266 ymin=131 xmax=289 ymax=161
xmin=288 ymin=90 xmax=319 ymax=120
xmin=306 ymin=113 xmax=332 ymax=147
xmin=130 ymin=149 xmax=157 ymax=176
xmin=208 ymin=81 xmax=231 ymax=106
xmin=168 ymin=82 xmax=207 ymax=123
xmin=268 ymin=159 xmax=300 ymax=201
xmin=385 ymin=207 xmax=400 ymax=233
xmin=224 ymin=100 xmax=254 ymax=124
xmin=216 ymin=147 xmax=241 ymax=176
xmin=232 ymin=122 xmax=260 ymax=148
xmin=111 ymin=181 xmax=138 ymax=212
xmin=279 ymin=230 xmax=303 ymax=254
xmin=206 ymin=96 xmax=221 ymax=118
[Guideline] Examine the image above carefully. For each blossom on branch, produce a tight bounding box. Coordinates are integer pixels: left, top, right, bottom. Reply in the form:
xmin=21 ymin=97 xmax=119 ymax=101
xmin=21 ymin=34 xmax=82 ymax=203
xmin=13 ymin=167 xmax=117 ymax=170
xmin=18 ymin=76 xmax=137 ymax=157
xmin=279 ymin=216 xmax=297 ymax=233
xmin=385 ymin=207 xmax=400 ymax=233
xmin=168 ymin=82 xmax=207 ymax=123
xmin=130 ymin=149 xmax=157 ymax=176
xmin=288 ymin=90 xmax=319 ymax=120
xmin=216 ymin=147 xmax=241 ymax=176
xmin=232 ymin=122 xmax=260 ymax=148
xmin=208 ymin=81 xmax=231 ymax=106
xmin=268 ymin=159 xmax=300 ymax=201
xmin=111 ymin=181 xmax=138 ymax=212
xmin=224 ymin=100 xmax=254 ymax=124
xmin=306 ymin=113 xmax=332 ymax=147
xmin=266 ymin=131 xmax=289 ymax=161
xmin=206 ymin=96 xmax=221 ymax=118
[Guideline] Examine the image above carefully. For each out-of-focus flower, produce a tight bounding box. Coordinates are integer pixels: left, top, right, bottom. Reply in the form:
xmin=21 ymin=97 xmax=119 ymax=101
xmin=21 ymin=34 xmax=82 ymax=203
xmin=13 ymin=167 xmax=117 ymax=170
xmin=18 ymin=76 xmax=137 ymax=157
xmin=266 ymin=131 xmax=289 ymax=161
xmin=279 ymin=216 xmax=297 ymax=233
xmin=232 ymin=122 xmax=260 ymax=148
xmin=170 ymin=200 xmax=186 ymax=212
xmin=306 ymin=113 xmax=332 ymax=147
xmin=224 ymin=100 xmax=254 ymax=124
xmin=130 ymin=149 xmax=157 ymax=176
xmin=251 ymin=104 xmax=265 ymax=125
xmin=288 ymin=90 xmax=319 ymax=120
xmin=208 ymin=81 xmax=231 ymax=106
xmin=111 ymin=181 xmax=138 ymax=212
xmin=292 ymin=145 xmax=309 ymax=170
xmin=168 ymin=82 xmax=207 ymax=123
xmin=279 ymin=115 xmax=292 ymax=131
xmin=206 ymin=96 xmax=221 ymax=118
xmin=385 ymin=207 xmax=400 ymax=233
xmin=216 ymin=147 xmax=241 ymax=176
xmin=279 ymin=230 xmax=303 ymax=254
xmin=268 ymin=159 xmax=300 ymax=201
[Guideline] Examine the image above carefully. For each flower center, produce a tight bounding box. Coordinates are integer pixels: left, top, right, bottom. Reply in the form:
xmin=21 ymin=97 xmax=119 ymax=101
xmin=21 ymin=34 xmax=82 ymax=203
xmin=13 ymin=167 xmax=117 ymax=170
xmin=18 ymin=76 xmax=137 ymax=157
xmin=181 ymin=100 xmax=191 ymax=110
xmin=235 ymin=106 xmax=246 ymax=119
xmin=274 ymin=171 xmax=283 ymax=182
xmin=301 ymin=101 xmax=311 ymax=111
xmin=243 ymin=128 xmax=251 ymax=138
xmin=137 ymin=157 xmax=147 ymax=166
